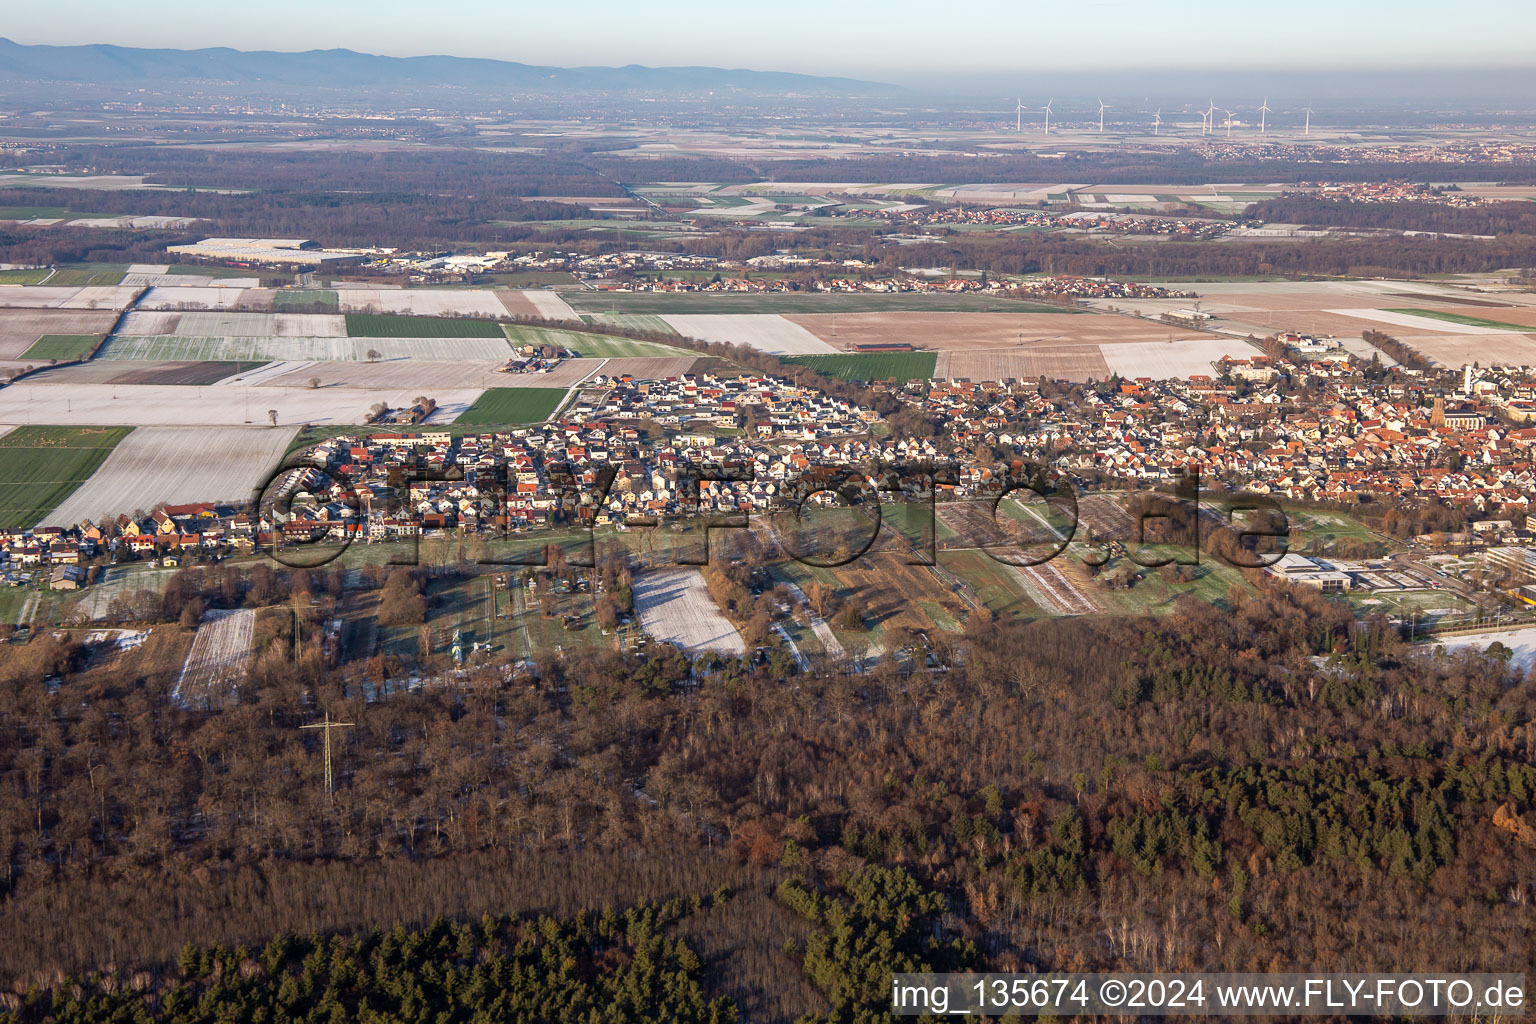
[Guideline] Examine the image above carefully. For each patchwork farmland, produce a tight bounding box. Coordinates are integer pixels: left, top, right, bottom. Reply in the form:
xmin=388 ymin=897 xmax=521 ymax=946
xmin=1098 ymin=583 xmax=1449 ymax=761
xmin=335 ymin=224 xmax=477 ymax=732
xmin=41 ymin=426 xmax=299 ymax=527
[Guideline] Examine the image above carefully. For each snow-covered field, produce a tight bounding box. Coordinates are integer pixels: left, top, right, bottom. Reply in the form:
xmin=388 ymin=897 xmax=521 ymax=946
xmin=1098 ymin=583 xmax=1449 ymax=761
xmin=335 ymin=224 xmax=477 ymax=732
xmin=632 ymin=569 xmax=747 ymax=656
xmin=0 ymin=382 xmax=485 ymax=426
xmin=1436 ymin=627 xmax=1536 ymax=674
xmin=1327 ymin=308 xmax=1514 ymax=335
xmin=174 ymin=610 xmax=256 ymax=706
xmin=98 ymin=335 xmax=512 ymax=361
xmin=1099 ymin=338 xmax=1262 ymax=379
xmin=336 ymin=289 xmax=508 ymax=317
xmin=41 ymin=426 xmax=299 ymax=527
xmin=661 ymin=314 xmax=837 ymax=355
xmin=522 ymin=290 xmax=578 ymax=321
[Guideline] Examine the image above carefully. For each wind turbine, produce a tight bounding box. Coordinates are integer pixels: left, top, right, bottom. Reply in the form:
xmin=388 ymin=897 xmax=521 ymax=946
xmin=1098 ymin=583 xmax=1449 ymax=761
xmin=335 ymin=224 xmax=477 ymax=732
xmin=1202 ymin=99 xmax=1217 ymax=135
xmin=1258 ymin=97 xmax=1271 ymax=134
xmin=1301 ymin=106 xmax=1314 ymax=136
xmin=1224 ymin=108 xmax=1234 ymax=138
xmin=1042 ymin=98 xmax=1053 ymax=135
xmin=1153 ymin=108 xmax=1162 ymax=135
xmin=1097 ymin=97 xmax=1109 ymax=133
xmin=1016 ymin=97 xmax=1025 ymax=133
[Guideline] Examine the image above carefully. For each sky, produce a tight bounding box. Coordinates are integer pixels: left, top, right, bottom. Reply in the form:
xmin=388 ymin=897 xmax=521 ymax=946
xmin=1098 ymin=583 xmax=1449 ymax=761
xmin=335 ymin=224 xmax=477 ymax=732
xmin=6 ymin=0 xmax=1536 ymax=85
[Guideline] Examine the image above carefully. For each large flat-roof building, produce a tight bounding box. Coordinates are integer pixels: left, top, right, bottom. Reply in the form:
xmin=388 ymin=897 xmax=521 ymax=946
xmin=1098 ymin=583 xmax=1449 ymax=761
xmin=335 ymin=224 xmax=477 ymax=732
xmin=166 ymin=237 xmax=368 ymax=268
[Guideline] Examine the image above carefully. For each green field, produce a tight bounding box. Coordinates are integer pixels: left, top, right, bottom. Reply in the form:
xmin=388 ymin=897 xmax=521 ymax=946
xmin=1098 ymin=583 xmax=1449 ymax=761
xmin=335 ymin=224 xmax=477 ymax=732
xmin=45 ymin=264 xmax=128 ymax=287
xmin=785 ymin=351 xmax=938 ymax=383
xmin=1385 ymin=308 xmax=1535 ymax=332
xmin=0 ymin=206 xmax=74 ymax=220
xmin=344 ymin=314 xmax=507 ymax=339
xmin=563 ymin=292 xmax=1084 ymax=315
xmin=455 ymin=388 xmax=569 ymax=425
xmin=580 ymin=313 xmax=681 ymax=336
xmin=0 ymin=269 xmax=50 ymax=285
xmin=20 ymin=335 xmax=102 ymax=361
xmin=0 ymin=426 xmax=133 ymax=528
xmin=274 ymin=289 xmax=339 ymax=311
xmin=505 ymin=323 xmax=690 ymax=359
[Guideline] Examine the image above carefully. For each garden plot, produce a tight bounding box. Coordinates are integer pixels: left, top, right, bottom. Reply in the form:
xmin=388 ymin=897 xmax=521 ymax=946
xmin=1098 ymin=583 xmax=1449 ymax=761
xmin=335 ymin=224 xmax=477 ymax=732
xmin=97 ymin=335 xmax=513 ymax=362
xmin=660 ymin=314 xmax=836 ymax=355
xmin=522 ymin=290 xmax=578 ymax=321
xmin=41 ymin=426 xmax=298 ymax=527
xmin=174 ymin=610 xmax=255 ymax=706
xmin=335 ymin=289 xmax=507 ymax=317
xmin=1099 ymin=338 xmax=1263 ymax=379
xmin=632 ymin=568 xmax=747 ymax=656
xmin=0 ymin=383 xmax=486 ymax=426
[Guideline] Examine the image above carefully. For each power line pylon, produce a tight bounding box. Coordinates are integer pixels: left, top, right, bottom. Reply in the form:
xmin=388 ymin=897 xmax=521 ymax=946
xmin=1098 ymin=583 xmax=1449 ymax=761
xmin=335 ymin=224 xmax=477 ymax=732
xmin=300 ymin=710 xmax=354 ymax=797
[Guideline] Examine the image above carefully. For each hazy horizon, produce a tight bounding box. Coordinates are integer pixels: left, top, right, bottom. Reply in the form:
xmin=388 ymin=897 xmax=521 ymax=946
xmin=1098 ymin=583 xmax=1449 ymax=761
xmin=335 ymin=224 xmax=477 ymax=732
xmin=6 ymin=0 xmax=1535 ymax=87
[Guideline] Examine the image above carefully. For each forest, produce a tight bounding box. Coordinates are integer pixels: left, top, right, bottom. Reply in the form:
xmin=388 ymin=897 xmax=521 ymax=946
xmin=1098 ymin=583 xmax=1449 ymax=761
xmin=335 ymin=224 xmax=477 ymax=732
xmin=1 ymin=561 xmax=1534 ymax=1022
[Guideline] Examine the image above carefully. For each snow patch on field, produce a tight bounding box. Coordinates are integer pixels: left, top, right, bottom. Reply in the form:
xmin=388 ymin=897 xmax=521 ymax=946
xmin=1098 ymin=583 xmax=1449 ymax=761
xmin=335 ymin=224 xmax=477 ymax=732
xmin=661 ymin=314 xmax=837 ymax=355
xmin=0 ymin=382 xmax=486 ymax=426
xmin=632 ymin=568 xmax=747 ymax=656
xmin=1436 ymin=627 xmax=1536 ymax=674
xmin=41 ymin=426 xmax=299 ymax=527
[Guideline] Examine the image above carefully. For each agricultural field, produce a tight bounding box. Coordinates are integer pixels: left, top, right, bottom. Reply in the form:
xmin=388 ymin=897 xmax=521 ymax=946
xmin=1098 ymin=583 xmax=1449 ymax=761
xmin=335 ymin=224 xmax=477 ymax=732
xmin=660 ymin=314 xmax=836 ymax=355
xmin=581 ymin=313 xmax=679 ymax=335
xmin=254 ymin=359 xmax=530 ymax=391
xmin=1389 ymin=333 xmax=1536 ymax=367
xmin=42 ymin=264 xmax=130 ymax=287
xmin=344 ymin=313 xmax=507 ymax=339
xmin=566 ymin=292 xmax=1074 ymax=315
xmin=0 ymin=383 xmax=484 ymax=426
xmin=20 ymin=334 xmax=102 ymax=361
xmin=455 ymin=388 xmax=569 ymax=425
xmin=0 ymin=269 xmax=51 ymax=285
xmin=785 ymin=351 xmax=937 ymax=382
xmin=0 ymin=425 xmax=133 ymax=528
xmin=786 ymin=311 xmax=1193 ymax=351
xmin=1383 ymin=308 xmax=1536 ymax=332
xmin=503 ymin=323 xmax=689 ymax=358
xmin=935 ymin=348 xmax=1110 ymax=382
xmin=520 ymin=290 xmax=578 ymax=320
xmin=0 ymin=308 xmax=118 ymax=359
xmin=273 ymin=289 xmax=339 ymax=311
xmin=41 ymin=425 xmax=298 ymax=527
xmin=98 ymin=334 xmax=514 ymax=362
xmin=1328 ymin=308 xmax=1517 ymax=335
xmin=24 ymin=361 xmax=268 ymax=386
xmin=631 ymin=568 xmax=746 ymax=656
xmin=335 ymin=288 xmax=508 ymax=318
xmin=1099 ymin=338 xmax=1264 ymax=379
xmin=173 ymin=609 xmax=256 ymax=707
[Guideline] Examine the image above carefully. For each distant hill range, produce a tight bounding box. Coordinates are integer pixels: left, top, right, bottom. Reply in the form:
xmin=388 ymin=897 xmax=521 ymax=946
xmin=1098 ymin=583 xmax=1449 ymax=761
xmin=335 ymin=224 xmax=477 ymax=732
xmin=0 ymin=38 xmax=895 ymax=97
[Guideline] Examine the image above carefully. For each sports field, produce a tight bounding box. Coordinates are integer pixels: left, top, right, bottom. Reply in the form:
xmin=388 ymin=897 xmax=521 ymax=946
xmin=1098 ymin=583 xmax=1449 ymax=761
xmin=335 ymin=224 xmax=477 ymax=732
xmin=785 ymin=351 xmax=938 ymax=382
xmin=20 ymin=334 xmax=102 ymax=361
xmin=454 ymin=388 xmax=569 ymax=425
xmin=344 ymin=314 xmax=508 ymax=339
xmin=0 ymin=425 xmax=133 ymax=528
xmin=501 ymin=323 xmax=689 ymax=358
